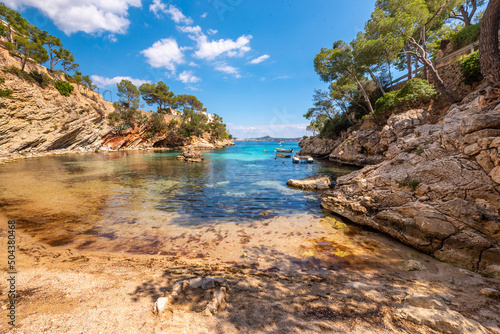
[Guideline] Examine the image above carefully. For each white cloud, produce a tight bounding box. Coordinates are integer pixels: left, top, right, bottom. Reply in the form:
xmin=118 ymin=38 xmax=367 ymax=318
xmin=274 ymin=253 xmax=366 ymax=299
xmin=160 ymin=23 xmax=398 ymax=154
xmin=188 ymin=61 xmax=199 ymax=67
xmin=177 ymin=25 xmax=202 ymax=35
xmin=228 ymin=123 xmax=308 ymax=139
xmin=141 ymin=38 xmax=184 ymax=72
xmin=150 ymin=1 xmax=193 ymax=25
xmin=200 ymin=12 xmax=207 ymax=18
xmin=5 ymin=0 xmax=141 ymax=35
xmin=91 ymin=75 xmax=151 ymax=88
xmin=178 ymin=70 xmax=201 ymax=84
xmin=194 ymin=35 xmax=252 ymax=60
xmin=215 ymin=64 xmax=241 ymax=78
xmin=249 ymin=54 xmax=270 ymax=64
xmin=207 ymin=28 xmax=218 ymax=35
xmin=273 ymin=75 xmax=291 ymax=80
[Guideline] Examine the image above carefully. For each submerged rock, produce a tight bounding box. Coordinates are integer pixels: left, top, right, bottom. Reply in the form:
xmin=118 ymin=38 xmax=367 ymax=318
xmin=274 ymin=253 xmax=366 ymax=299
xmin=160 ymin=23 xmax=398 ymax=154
xmin=286 ymin=174 xmax=331 ymax=190
xmin=176 ymin=148 xmax=204 ymax=163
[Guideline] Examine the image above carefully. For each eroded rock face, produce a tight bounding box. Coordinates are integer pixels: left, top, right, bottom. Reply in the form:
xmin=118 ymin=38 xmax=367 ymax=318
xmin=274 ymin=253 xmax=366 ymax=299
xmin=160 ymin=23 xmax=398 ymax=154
xmin=322 ymin=87 xmax=500 ymax=278
xmin=0 ymin=73 xmax=112 ymax=156
xmin=286 ymin=174 xmax=331 ymax=190
xmin=298 ymin=136 xmax=341 ymax=157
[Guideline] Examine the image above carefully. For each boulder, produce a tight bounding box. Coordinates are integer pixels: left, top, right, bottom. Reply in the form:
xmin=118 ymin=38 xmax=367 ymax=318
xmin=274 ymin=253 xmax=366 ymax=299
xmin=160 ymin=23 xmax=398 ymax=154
xmin=321 ymin=86 xmax=500 ymax=278
xmin=176 ymin=148 xmax=204 ymax=163
xmin=286 ymin=174 xmax=331 ymax=190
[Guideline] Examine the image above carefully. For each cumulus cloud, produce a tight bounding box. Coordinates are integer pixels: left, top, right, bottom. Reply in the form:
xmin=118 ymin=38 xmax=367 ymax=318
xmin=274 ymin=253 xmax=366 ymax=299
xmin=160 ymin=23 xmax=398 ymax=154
xmin=150 ymin=0 xmax=193 ymax=25
xmin=207 ymin=28 xmax=218 ymax=35
xmin=141 ymin=38 xmax=184 ymax=72
xmin=200 ymin=12 xmax=207 ymax=18
xmin=91 ymin=75 xmax=151 ymax=88
xmin=249 ymin=54 xmax=270 ymax=64
xmin=4 ymin=0 xmax=141 ymax=35
xmin=194 ymin=35 xmax=252 ymax=60
xmin=215 ymin=64 xmax=241 ymax=78
xmin=178 ymin=70 xmax=201 ymax=84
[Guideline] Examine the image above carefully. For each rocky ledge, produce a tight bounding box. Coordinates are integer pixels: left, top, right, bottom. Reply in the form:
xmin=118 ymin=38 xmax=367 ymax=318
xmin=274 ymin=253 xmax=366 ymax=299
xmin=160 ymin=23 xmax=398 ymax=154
xmin=322 ymin=86 xmax=500 ymax=278
xmin=286 ymin=174 xmax=331 ymax=190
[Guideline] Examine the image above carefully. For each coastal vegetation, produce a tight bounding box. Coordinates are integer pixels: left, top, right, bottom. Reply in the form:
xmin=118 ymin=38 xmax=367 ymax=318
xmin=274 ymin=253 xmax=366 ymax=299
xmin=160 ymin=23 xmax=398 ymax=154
xmin=305 ymin=0 xmax=499 ymax=138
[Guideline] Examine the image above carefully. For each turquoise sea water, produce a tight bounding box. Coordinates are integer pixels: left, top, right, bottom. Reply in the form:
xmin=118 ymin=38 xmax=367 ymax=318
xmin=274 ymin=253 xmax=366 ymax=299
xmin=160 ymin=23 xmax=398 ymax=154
xmin=0 ymin=141 xmax=356 ymax=236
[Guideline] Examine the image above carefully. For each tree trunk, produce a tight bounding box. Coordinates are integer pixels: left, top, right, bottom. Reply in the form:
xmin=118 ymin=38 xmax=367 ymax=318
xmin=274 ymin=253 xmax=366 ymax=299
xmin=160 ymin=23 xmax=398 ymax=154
xmin=421 ymin=26 xmax=428 ymax=82
xmin=21 ymin=56 xmax=27 ymax=72
xmin=479 ymin=0 xmax=500 ymax=87
xmin=347 ymin=70 xmax=374 ymax=114
xmin=367 ymin=68 xmax=385 ymax=95
xmin=405 ymin=42 xmax=413 ymax=80
xmin=7 ymin=24 xmax=12 ymax=43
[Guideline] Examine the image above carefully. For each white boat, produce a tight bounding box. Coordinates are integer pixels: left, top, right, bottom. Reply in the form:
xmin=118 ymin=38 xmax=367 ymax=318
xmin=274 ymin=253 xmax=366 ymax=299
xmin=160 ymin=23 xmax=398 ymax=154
xmin=276 ymin=148 xmax=293 ymax=153
xmin=292 ymin=155 xmax=314 ymax=163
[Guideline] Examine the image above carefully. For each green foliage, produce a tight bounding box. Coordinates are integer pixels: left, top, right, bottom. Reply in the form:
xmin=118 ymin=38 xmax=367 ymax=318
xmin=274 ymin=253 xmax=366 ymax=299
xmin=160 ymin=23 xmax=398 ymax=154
xmin=3 ymin=65 xmax=34 ymax=82
xmin=459 ymin=51 xmax=482 ymax=85
xmin=115 ymin=123 xmax=132 ymax=133
xmin=180 ymin=109 xmax=209 ymax=137
xmin=55 ymin=80 xmax=74 ymax=96
xmin=108 ymin=111 xmax=122 ymax=126
xmin=139 ymin=81 xmax=175 ymax=112
xmin=451 ymin=23 xmax=480 ymax=49
xmin=175 ymin=94 xmax=204 ymax=112
xmin=375 ymin=79 xmax=438 ymax=116
xmin=397 ymin=177 xmax=420 ymax=190
xmin=0 ymin=77 xmax=4 ymax=84
xmin=148 ymin=113 xmax=167 ymax=135
xmin=209 ymin=113 xmax=230 ymax=140
xmin=14 ymin=35 xmax=48 ymax=71
xmin=117 ymin=79 xmax=140 ymax=110
xmin=0 ymin=88 xmax=13 ymax=98
xmin=29 ymin=70 xmax=53 ymax=88
xmin=137 ymin=117 xmax=149 ymax=125
xmin=320 ymin=114 xmax=351 ymax=138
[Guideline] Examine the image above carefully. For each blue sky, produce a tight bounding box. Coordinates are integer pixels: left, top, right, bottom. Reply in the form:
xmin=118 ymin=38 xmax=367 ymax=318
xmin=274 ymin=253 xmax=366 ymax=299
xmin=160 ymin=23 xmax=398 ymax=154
xmin=7 ymin=0 xmax=376 ymax=138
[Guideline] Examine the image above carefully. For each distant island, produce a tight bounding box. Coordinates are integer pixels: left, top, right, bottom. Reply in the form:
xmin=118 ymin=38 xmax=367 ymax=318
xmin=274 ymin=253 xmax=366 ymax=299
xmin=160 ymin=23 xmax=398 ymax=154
xmin=234 ymin=135 xmax=304 ymax=142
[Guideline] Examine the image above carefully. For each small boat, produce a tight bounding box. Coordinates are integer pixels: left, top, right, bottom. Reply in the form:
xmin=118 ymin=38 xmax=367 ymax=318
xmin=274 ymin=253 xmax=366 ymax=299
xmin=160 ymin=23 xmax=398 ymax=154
xmin=276 ymin=148 xmax=294 ymax=153
xmin=278 ymin=140 xmax=284 ymax=146
xmin=292 ymin=155 xmax=314 ymax=164
xmin=276 ymin=153 xmax=291 ymax=158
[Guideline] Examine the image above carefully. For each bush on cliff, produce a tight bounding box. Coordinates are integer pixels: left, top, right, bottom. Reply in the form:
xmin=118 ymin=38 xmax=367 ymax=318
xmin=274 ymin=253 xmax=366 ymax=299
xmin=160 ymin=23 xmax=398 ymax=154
xmin=0 ymin=89 xmax=13 ymax=98
xmin=55 ymin=80 xmax=74 ymax=96
xmin=374 ymin=79 xmax=438 ymax=117
xmin=459 ymin=51 xmax=482 ymax=85
xmin=451 ymin=23 xmax=480 ymax=50
xmin=149 ymin=113 xmax=167 ymax=135
xmin=180 ymin=109 xmax=209 ymax=137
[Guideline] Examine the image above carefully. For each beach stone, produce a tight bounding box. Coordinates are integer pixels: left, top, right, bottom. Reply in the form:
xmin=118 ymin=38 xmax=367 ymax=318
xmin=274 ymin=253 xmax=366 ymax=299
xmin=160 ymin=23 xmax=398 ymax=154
xmin=480 ymin=288 xmax=500 ymax=297
xmin=202 ymin=277 xmax=215 ymax=290
xmin=213 ymin=276 xmax=226 ymax=284
xmin=153 ymin=297 xmax=170 ymax=314
xmin=404 ymin=260 xmax=427 ymax=271
xmin=189 ymin=277 xmax=204 ymax=289
xmin=286 ymin=174 xmax=331 ymax=190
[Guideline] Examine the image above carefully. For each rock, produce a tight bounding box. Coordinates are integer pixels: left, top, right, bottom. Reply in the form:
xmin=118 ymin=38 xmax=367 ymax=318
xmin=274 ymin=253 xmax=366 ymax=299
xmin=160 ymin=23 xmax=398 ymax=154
xmin=153 ymin=297 xmax=170 ymax=314
xmin=321 ymin=87 xmax=500 ymax=278
xmin=202 ymin=277 xmax=215 ymax=290
xmin=213 ymin=277 xmax=226 ymax=284
xmin=298 ymin=136 xmax=341 ymax=157
xmin=189 ymin=277 xmax=204 ymax=289
xmin=286 ymin=174 xmax=331 ymax=190
xmin=176 ymin=148 xmax=204 ymax=163
xmin=406 ymin=296 xmax=447 ymax=310
xmin=343 ymin=282 xmax=369 ymax=289
xmin=480 ymin=288 xmax=500 ymax=297
xmin=404 ymin=260 xmax=427 ymax=271
xmin=397 ymin=304 xmax=489 ymax=334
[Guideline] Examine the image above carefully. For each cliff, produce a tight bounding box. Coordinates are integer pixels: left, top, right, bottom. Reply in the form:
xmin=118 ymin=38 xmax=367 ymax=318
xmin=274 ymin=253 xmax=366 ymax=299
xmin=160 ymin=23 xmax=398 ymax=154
xmin=0 ymin=53 xmax=233 ymax=162
xmin=308 ymin=85 xmax=500 ymax=278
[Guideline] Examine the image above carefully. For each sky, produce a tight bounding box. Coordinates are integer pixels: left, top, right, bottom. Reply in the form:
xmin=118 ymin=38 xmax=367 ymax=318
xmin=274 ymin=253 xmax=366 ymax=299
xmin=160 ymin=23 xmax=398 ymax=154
xmin=6 ymin=0 xmax=377 ymax=138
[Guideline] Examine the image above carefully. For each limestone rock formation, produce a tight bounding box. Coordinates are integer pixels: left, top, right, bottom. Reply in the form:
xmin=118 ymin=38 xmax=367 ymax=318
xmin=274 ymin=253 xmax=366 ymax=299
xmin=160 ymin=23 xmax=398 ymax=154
xmin=0 ymin=70 xmax=112 ymax=158
xmin=286 ymin=174 xmax=331 ymax=190
xmin=298 ymin=136 xmax=341 ymax=157
xmin=176 ymin=148 xmax=204 ymax=162
xmin=322 ymin=86 xmax=500 ymax=278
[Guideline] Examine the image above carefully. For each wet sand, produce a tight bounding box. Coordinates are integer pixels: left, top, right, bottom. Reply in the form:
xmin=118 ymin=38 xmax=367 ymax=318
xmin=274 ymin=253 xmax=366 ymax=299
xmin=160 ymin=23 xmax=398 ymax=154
xmin=1 ymin=211 xmax=499 ymax=333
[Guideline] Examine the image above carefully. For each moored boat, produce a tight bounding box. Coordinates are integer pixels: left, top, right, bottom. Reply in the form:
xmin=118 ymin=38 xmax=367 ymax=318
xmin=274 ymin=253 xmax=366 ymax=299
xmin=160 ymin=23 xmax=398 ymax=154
xmin=292 ymin=155 xmax=314 ymax=163
xmin=276 ymin=148 xmax=294 ymax=153
xmin=276 ymin=153 xmax=291 ymax=158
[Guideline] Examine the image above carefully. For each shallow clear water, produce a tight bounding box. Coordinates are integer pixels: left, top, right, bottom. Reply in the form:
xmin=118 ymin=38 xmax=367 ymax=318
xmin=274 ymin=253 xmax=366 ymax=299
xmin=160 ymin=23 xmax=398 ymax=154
xmin=0 ymin=142 xmax=356 ymax=243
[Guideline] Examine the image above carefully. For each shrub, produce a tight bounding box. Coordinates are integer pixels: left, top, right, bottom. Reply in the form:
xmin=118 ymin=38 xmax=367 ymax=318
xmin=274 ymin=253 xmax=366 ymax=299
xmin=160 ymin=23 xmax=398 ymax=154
xmin=451 ymin=23 xmax=480 ymax=50
xmin=108 ymin=111 xmax=122 ymax=126
xmin=30 ymin=71 xmax=53 ymax=88
xmin=55 ymin=81 xmax=74 ymax=96
xmin=459 ymin=51 xmax=482 ymax=85
xmin=398 ymin=177 xmax=420 ymax=190
xmin=0 ymin=77 xmax=5 ymax=84
xmin=115 ymin=123 xmax=132 ymax=133
xmin=137 ymin=117 xmax=149 ymax=125
xmin=374 ymin=79 xmax=438 ymax=116
xmin=0 ymin=89 xmax=13 ymax=98
xmin=2 ymin=65 xmax=34 ymax=82
xmin=320 ymin=114 xmax=351 ymax=138
xmin=149 ymin=113 xmax=167 ymax=134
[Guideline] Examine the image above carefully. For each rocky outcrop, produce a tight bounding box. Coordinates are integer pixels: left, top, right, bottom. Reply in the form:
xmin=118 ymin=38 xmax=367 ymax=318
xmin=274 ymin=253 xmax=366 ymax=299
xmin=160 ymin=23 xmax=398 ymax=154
xmin=286 ymin=174 xmax=331 ymax=190
xmin=328 ymin=129 xmax=387 ymax=166
xmin=322 ymin=86 xmax=500 ymax=278
xmin=176 ymin=148 xmax=204 ymax=162
xmin=0 ymin=73 xmax=113 ymax=159
xmin=298 ymin=136 xmax=341 ymax=157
